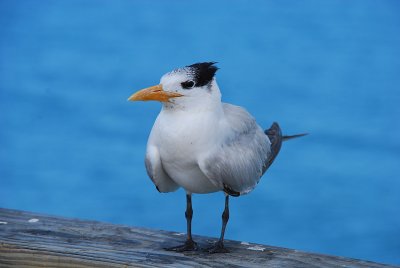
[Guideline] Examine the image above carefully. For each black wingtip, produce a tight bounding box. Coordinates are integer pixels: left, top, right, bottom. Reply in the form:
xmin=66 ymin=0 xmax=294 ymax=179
xmin=263 ymin=122 xmax=283 ymax=174
xmin=264 ymin=122 xmax=282 ymax=143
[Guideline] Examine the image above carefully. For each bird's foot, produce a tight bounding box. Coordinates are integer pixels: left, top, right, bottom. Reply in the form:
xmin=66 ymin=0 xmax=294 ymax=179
xmin=207 ymin=240 xmax=230 ymax=254
xmin=165 ymin=239 xmax=199 ymax=252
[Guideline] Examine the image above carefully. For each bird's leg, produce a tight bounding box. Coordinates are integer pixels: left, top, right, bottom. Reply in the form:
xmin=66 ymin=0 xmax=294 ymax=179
xmin=165 ymin=193 xmax=198 ymax=252
xmin=208 ymin=194 xmax=230 ymax=253
xmin=184 ymin=193 xmax=196 ymax=246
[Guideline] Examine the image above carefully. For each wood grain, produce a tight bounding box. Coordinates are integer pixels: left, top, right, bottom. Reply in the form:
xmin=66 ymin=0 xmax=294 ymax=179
xmin=0 ymin=208 xmax=397 ymax=267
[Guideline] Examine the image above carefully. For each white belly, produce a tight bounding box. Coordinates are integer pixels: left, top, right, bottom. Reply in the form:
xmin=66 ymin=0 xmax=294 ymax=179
xmin=162 ymin=159 xmax=218 ymax=194
xmin=153 ymin=109 xmax=222 ymax=193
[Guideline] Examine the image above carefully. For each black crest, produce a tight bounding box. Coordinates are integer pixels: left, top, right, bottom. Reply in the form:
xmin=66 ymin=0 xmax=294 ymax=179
xmin=186 ymin=62 xmax=218 ymax=87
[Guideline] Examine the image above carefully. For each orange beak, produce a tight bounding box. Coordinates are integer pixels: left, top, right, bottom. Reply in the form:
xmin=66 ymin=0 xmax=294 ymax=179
xmin=127 ymin=84 xmax=183 ymax=102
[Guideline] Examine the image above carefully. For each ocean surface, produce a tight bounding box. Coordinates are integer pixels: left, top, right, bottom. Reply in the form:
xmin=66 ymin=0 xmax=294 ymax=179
xmin=1 ymin=0 xmax=399 ymax=265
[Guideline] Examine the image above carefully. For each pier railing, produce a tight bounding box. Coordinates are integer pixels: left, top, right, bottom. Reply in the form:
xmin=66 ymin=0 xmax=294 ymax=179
xmin=0 ymin=208 xmax=396 ymax=267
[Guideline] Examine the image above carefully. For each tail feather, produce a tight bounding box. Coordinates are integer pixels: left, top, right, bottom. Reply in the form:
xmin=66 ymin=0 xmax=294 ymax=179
xmin=263 ymin=122 xmax=307 ymax=174
xmin=283 ymin=133 xmax=308 ymax=141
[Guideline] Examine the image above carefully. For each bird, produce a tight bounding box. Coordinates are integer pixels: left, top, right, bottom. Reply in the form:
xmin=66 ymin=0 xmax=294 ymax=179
xmin=128 ymin=62 xmax=306 ymax=253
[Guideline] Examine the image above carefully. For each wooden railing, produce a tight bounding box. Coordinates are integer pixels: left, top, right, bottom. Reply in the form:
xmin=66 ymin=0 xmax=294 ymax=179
xmin=0 ymin=208 xmax=396 ymax=267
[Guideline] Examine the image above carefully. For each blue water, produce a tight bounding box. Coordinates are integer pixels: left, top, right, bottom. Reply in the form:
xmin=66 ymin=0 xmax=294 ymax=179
xmin=1 ymin=0 xmax=399 ymax=265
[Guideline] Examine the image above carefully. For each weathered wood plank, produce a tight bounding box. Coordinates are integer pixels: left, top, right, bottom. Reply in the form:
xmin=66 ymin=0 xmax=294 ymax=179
xmin=0 ymin=208 xmax=397 ymax=268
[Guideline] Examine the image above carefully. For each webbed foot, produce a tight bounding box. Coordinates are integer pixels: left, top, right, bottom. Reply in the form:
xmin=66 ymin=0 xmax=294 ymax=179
xmin=207 ymin=240 xmax=230 ymax=254
xmin=165 ymin=239 xmax=199 ymax=252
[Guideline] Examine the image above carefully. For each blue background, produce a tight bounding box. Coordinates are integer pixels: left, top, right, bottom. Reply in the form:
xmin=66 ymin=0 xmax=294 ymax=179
xmin=1 ymin=0 xmax=399 ymax=265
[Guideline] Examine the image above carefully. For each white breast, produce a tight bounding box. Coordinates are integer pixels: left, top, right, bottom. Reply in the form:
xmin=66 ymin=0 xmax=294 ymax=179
xmin=147 ymin=108 xmax=224 ymax=193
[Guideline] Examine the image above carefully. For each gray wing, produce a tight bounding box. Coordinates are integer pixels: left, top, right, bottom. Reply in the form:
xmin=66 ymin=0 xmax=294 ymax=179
xmin=145 ymin=145 xmax=179 ymax=193
xmin=198 ymin=103 xmax=271 ymax=196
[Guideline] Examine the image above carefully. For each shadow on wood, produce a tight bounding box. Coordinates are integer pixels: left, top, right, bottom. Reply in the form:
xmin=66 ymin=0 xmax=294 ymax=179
xmin=0 ymin=208 xmax=396 ymax=268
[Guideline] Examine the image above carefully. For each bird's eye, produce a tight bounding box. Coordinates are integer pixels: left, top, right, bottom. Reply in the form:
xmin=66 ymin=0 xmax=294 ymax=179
xmin=181 ymin=80 xmax=195 ymax=89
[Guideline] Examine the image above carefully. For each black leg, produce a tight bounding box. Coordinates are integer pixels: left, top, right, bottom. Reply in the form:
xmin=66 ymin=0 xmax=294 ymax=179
xmin=165 ymin=194 xmax=198 ymax=252
xmin=185 ymin=193 xmax=194 ymax=241
xmin=208 ymin=194 xmax=230 ymax=253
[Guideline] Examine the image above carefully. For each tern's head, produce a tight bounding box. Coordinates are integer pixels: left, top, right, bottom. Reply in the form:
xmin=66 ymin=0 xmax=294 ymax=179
xmin=128 ymin=62 xmax=221 ymax=109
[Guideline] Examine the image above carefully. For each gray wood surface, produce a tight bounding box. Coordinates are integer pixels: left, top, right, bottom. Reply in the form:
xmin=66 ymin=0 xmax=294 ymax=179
xmin=0 ymin=208 xmax=397 ymax=268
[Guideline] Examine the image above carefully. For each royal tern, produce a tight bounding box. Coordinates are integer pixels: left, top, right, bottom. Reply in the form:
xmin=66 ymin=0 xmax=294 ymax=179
xmin=128 ymin=62 xmax=306 ymax=253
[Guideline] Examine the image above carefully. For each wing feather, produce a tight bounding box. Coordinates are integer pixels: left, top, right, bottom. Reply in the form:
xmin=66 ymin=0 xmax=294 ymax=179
xmin=145 ymin=145 xmax=179 ymax=193
xmin=198 ymin=104 xmax=271 ymax=195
